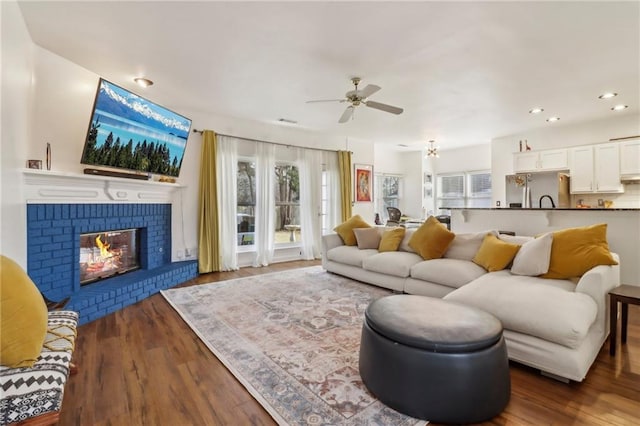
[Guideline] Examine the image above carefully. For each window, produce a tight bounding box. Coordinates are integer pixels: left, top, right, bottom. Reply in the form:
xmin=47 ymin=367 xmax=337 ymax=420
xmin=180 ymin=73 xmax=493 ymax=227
xmin=374 ymin=174 xmax=402 ymax=221
xmin=274 ymin=163 xmax=300 ymax=244
xmin=436 ymin=171 xmax=491 ymax=213
xmin=237 ymin=160 xmax=256 ymax=246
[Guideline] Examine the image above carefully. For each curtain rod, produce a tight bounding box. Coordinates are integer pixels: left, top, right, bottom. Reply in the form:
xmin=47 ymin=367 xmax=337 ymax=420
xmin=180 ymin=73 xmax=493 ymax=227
xmin=192 ymin=128 xmax=347 ymax=154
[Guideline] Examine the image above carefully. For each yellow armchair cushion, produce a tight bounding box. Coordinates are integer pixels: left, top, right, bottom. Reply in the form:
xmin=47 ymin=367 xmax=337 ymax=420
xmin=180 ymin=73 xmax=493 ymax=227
xmin=542 ymin=223 xmax=618 ymax=279
xmin=0 ymin=255 xmax=48 ymax=368
xmin=378 ymin=227 xmax=406 ymax=252
xmin=473 ymin=233 xmax=521 ymax=272
xmin=408 ymin=216 xmax=455 ymax=260
xmin=333 ymin=215 xmax=371 ymax=246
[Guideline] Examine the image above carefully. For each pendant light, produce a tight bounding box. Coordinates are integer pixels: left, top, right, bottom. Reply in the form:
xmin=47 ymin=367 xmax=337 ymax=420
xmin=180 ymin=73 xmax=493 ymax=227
xmin=425 ymin=140 xmax=439 ymax=158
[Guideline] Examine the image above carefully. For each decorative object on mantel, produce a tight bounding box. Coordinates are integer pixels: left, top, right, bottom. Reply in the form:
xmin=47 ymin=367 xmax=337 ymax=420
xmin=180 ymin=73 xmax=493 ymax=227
xmin=46 ymin=142 xmax=51 ymax=170
xmin=525 ymin=140 xmax=531 ymax=151
xmin=27 ymin=160 xmax=42 ymax=169
xmin=425 ymin=140 xmax=439 ymax=158
xmin=158 ymin=176 xmax=176 ymax=183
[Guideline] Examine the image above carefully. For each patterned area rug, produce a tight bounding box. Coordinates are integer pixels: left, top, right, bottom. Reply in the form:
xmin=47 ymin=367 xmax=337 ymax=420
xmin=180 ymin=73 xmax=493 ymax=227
xmin=161 ymin=266 xmax=424 ymax=425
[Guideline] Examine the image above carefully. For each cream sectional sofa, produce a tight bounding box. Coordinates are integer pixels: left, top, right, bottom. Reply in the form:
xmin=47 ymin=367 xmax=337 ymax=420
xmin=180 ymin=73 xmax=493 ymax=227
xmin=322 ymin=228 xmax=620 ymax=382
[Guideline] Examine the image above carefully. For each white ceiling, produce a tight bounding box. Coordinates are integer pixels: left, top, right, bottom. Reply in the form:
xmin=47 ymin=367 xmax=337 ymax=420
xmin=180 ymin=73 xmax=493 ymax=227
xmin=18 ymin=1 xmax=640 ymax=151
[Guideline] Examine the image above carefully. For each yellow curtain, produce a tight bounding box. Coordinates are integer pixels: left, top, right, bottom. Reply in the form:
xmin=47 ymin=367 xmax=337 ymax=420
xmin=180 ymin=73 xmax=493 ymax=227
xmin=338 ymin=150 xmax=352 ymax=221
xmin=197 ymin=130 xmax=221 ymax=273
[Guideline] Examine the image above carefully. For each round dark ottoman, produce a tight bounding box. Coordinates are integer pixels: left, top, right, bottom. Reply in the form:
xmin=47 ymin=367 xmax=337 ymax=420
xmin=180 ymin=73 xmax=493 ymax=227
xmin=359 ymin=294 xmax=510 ymax=424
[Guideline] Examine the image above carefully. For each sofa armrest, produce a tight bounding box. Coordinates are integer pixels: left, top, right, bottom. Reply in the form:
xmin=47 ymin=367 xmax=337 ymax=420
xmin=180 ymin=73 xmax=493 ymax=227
xmin=575 ymin=253 xmax=620 ymax=333
xmin=322 ymin=233 xmax=344 ymax=253
xmin=322 ymin=233 xmax=344 ymax=267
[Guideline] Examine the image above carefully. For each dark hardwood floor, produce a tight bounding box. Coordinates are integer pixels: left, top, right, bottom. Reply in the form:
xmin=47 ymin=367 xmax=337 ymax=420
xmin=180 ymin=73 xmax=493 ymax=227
xmin=61 ymin=261 xmax=640 ymax=425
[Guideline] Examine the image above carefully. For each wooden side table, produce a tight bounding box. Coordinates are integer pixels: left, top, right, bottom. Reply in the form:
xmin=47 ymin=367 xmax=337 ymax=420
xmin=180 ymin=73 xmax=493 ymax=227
xmin=609 ymin=284 xmax=640 ymax=356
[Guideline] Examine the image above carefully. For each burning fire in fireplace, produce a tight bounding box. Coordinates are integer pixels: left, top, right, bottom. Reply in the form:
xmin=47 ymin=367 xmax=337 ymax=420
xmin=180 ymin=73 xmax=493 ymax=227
xmin=80 ymin=229 xmax=140 ymax=285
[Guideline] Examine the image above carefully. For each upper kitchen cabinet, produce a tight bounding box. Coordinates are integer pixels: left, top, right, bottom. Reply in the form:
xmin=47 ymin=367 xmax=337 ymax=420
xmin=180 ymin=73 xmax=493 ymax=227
xmin=619 ymin=139 xmax=640 ymax=177
xmin=569 ymin=143 xmax=623 ymax=193
xmin=514 ymin=149 xmax=567 ymax=172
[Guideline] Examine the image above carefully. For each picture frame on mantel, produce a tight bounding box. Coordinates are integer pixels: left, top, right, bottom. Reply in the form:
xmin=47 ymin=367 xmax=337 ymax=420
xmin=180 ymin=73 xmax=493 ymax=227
xmin=355 ymin=164 xmax=373 ymax=203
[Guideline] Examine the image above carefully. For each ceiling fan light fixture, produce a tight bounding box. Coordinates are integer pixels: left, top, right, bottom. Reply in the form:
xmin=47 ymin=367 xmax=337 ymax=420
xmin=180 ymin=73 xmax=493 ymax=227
xmin=133 ymin=77 xmax=153 ymax=88
xmin=425 ymin=140 xmax=439 ymax=158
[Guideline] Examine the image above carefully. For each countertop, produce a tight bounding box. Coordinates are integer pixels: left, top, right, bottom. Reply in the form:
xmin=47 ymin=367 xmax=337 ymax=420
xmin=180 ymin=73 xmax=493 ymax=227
xmin=446 ymin=207 xmax=640 ymax=211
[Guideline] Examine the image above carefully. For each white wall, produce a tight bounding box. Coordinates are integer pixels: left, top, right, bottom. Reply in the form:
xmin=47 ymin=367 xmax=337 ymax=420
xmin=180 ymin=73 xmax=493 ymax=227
xmin=3 ymin=37 xmax=376 ymax=263
xmin=399 ymin=151 xmax=423 ymax=218
xmin=491 ymin=114 xmax=640 ymax=206
xmin=0 ymin=1 xmax=34 ymax=267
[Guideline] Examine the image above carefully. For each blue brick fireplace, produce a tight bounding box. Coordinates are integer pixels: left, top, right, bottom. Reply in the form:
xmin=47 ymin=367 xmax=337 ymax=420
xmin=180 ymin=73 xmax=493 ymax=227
xmin=27 ymin=203 xmax=197 ymax=325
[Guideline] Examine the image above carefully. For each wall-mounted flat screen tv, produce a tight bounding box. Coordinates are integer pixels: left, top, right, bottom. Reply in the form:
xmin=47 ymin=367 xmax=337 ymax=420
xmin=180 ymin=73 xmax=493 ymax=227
xmin=81 ymin=78 xmax=192 ymax=177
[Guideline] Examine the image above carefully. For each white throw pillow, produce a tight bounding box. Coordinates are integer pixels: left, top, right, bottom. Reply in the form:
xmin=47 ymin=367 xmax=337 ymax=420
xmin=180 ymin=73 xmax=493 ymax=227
xmin=444 ymin=230 xmax=498 ymax=261
xmin=498 ymin=234 xmax=533 ymax=245
xmin=510 ymin=233 xmax=554 ymax=276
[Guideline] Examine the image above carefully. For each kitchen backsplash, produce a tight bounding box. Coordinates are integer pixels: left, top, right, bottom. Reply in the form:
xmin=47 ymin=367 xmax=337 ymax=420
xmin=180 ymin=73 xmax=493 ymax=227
xmin=570 ymin=183 xmax=640 ymax=208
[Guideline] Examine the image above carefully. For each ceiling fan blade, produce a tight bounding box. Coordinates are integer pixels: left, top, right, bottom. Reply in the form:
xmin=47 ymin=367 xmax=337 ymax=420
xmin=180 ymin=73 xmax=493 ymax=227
xmin=359 ymin=84 xmax=381 ymax=98
xmin=338 ymin=106 xmax=354 ymax=123
xmin=306 ymin=98 xmax=345 ymax=104
xmin=365 ymin=100 xmax=403 ymax=115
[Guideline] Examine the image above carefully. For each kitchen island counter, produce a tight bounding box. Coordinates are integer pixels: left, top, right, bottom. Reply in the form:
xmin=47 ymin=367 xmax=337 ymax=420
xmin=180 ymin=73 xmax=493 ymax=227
xmin=447 ymin=207 xmax=639 ymax=285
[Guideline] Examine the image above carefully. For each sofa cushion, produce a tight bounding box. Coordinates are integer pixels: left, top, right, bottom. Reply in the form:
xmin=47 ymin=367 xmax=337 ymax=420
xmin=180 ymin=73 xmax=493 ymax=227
xmin=444 ymin=271 xmax=598 ymax=349
xmin=511 ymin=232 xmax=553 ymax=276
xmin=378 ymin=227 xmax=406 ymax=252
xmin=473 ymin=234 xmax=520 ymax=272
xmin=0 ymin=256 xmax=48 ymax=368
xmin=410 ymin=258 xmax=487 ymax=288
xmin=542 ymin=223 xmax=618 ymax=279
xmin=444 ymin=230 xmax=497 ymax=261
xmin=363 ymin=251 xmax=424 ymax=278
xmin=333 ymin=215 xmax=371 ymax=246
xmin=354 ymin=227 xmax=381 ymax=249
xmin=408 ymin=216 xmax=455 ymax=260
xmin=326 ymin=246 xmax=378 ymax=267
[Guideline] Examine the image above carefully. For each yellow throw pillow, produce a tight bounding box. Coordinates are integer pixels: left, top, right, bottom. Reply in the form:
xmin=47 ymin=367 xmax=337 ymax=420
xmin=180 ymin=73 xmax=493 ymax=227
xmin=542 ymin=223 xmax=618 ymax=279
xmin=379 ymin=227 xmax=406 ymax=252
xmin=473 ymin=233 xmax=521 ymax=272
xmin=408 ymin=216 xmax=456 ymax=260
xmin=333 ymin=215 xmax=372 ymax=246
xmin=0 ymin=255 xmax=48 ymax=368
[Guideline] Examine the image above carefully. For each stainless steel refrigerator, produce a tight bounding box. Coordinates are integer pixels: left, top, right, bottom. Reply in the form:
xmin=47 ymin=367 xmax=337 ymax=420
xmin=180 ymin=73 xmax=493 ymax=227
xmin=505 ymin=172 xmax=570 ymax=208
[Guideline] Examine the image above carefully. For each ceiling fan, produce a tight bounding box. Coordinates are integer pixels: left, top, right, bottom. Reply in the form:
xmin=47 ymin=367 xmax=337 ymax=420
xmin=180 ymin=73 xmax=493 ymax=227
xmin=306 ymin=77 xmax=404 ymax=123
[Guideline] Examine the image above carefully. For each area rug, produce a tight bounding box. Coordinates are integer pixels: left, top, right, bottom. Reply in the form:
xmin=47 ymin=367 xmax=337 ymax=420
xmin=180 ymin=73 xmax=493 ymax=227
xmin=161 ymin=266 xmax=424 ymax=425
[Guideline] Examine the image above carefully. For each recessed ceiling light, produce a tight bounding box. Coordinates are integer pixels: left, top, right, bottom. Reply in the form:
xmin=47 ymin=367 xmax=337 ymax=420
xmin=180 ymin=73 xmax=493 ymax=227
xmin=546 ymin=117 xmax=560 ymax=122
xmin=598 ymin=92 xmax=617 ymax=99
xmin=611 ymin=104 xmax=628 ymax=111
xmin=133 ymin=77 xmax=153 ymax=88
xmin=529 ymin=107 xmax=544 ymax=114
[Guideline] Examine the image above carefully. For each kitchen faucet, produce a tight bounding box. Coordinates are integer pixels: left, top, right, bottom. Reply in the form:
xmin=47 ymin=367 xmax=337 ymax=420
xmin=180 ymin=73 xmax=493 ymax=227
xmin=539 ymin=195 xmax=556 ymax=208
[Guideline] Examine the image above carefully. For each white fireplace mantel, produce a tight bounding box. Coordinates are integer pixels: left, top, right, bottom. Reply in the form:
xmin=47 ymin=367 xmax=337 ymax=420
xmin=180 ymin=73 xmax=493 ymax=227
xmin=23 ymin=169 xmax=184 ymax=204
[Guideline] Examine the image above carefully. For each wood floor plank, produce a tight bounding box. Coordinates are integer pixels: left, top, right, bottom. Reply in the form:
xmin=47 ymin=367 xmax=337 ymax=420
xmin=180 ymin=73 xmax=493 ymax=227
xmin=60 ymin=260 xmax=640 ymax=425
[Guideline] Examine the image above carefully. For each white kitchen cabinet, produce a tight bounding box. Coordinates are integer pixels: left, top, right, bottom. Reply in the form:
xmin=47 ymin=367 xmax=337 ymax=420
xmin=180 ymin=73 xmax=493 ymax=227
xmin=619 ymin=139 xmax=640 ymax=176
xmin=569 ymin=143 xmax=623 ymax=193
xmin=514 ymin=149 xmax=567 ymax=172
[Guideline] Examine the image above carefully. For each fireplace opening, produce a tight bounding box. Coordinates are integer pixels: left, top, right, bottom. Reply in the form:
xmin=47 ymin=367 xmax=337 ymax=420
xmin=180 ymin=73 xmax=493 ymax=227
xmin=79 ymin=228 xmax=141 ymax=285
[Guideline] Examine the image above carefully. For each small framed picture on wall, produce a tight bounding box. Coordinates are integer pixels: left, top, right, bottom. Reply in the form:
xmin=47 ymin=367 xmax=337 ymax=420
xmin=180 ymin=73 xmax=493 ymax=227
xmin=355 ymin=164 xmax=373 ymax=202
